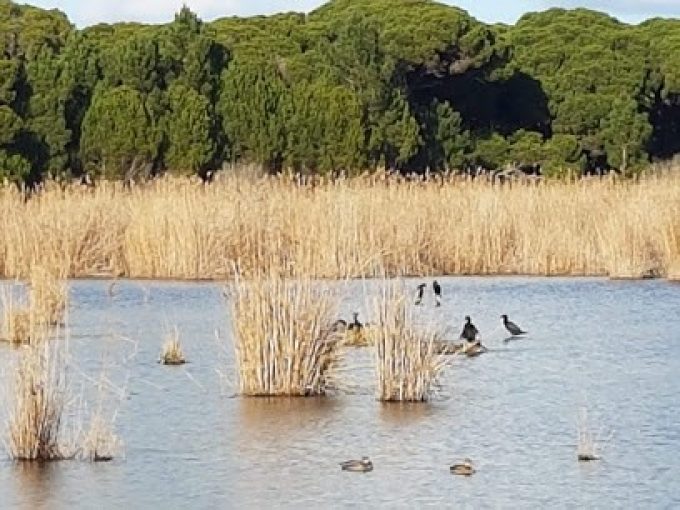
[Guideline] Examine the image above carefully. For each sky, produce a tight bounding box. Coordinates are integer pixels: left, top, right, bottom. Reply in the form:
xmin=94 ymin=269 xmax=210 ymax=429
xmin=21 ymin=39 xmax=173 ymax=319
xmin=21 ymin=0 xmax=680 ymax=27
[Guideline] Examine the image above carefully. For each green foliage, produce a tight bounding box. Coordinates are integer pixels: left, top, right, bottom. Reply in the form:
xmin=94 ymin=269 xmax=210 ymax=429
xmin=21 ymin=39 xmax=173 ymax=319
xmin=0 ymin=150 xmax=31 ymax=183
xmin=163 ymin=83 xmax=215 ymax=174
xmin=0 ymin=105 xmax=21 ymax=145
xmin=0 ymin=0 xmax=680 ymax=183
xmin=80 ymin=85 xmax=153 ymax=179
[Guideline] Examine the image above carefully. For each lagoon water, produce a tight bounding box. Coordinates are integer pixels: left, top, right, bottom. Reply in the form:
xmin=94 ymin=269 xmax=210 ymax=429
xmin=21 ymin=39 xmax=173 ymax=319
xmin=1 ymin=277 xmax=679 ymax=509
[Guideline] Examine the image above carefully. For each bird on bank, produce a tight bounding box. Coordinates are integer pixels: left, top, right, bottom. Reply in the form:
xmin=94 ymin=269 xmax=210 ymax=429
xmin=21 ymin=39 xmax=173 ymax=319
xmin=501 ymin=314 xmax=526 ymax=336
xmin=433 ymin=280 xmax=442 ymax=307
xmin=460 ymin=316 xmax=479 ymax=343
xmin=348 ymin=312 xmax=363 ymax=331
xmin=340 ymin=456 xmax=373 ymax=472
xmin=415 ymin=283 xmax=427 ymax=305
xmin=450 ymin=458 xmax=475 ymax=476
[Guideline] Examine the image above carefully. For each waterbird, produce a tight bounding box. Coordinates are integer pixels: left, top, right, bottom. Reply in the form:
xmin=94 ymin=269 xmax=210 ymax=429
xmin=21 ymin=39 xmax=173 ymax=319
xmin=340 ymin=456 xmax=373 ymax=472
xmin=501 ymin=314 xmax=526 ymax=336
xmin=415 ymin=283 xmax=427 ymax=305
xmin=433 ymin=280 xmax=442 ymax=307
xmin=348 ymin=312 xmax=363 ymax=331
xmin=331 ymin=319 xmax=347 ymax=332
xmin=450 ymin=458 xmax=475 ymax=476
xmin=460 ymin=316 xmax=479 ymax=343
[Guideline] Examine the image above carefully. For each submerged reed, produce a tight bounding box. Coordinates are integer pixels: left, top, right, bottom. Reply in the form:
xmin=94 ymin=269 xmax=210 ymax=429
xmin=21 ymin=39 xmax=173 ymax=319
xmin=82 ymin=413 xmax=122 ymax=462
xmin=0 ymin=265 xmax=67 ymax=344
xmin=577 ymin=407 xmax=600 ymax=461
xmin=373 ymin=288 xmax=449 ymax=402
xmin=28 ymin=265 xmax=67 ymax=327
xmin=4 ymin=339 xmax=74 ymax=461
xmin=159 ymin=327 xmax=187 ymax=365
xmin=230 ymin=273 xmax=341 ymax=396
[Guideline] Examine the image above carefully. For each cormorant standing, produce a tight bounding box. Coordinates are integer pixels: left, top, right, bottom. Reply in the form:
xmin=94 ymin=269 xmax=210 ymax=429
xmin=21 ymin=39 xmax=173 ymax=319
xmin=433 ymin=280 xmax=442 ymax=307
xmin=415 ymin=283 xmax=426 ymax=305
xmin=501 ymin=315 xmax=526 ymax=336
xmin=348 ymin=312 xmax=363 ymax=331
xmin=460 ymin=316 xmax=479 ymax=343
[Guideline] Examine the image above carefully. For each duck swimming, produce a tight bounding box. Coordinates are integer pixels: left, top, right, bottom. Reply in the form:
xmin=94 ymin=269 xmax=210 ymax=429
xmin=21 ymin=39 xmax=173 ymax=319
xmin=415 ymin=283 xmax=427 ymax=305
xmin=340 ymin=456 xmax=373 ymax=472
xmin=501 ymin=314 xmax=526 ymax=336
xmin=460 ymin=316 xmax=479 ymax=343
xmin=450 ymin=458 xmax=475 ymax=476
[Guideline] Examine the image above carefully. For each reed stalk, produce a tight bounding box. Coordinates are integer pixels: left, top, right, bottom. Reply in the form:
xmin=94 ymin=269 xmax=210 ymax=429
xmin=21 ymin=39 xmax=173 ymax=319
xmin=4 ymin=338 xmax=74 ymax=461
xmin=373 ymin=287 xmax=449 ymax=402
xmin=230 ymin=272 xmax=341 ymax=396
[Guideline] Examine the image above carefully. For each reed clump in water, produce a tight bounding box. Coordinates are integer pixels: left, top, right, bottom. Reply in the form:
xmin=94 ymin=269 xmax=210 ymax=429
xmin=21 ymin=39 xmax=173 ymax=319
xmin=159 ymin=327 xmax=187 ymax=365
xmin=577 ymin=407 xmax=600 ymax=462
xmin=1 ymin=171 xmax=680 ymax=280
xmin=82 ymin=413 xmax=122 ymax=463
xmin=0 ymin=265 xmax=67 ymax=344
xmin=374 ymin=288 xmax=449 ymax=402
xmin=0 ymin=291 xmax=33 ymax=344
xmin=230 ymin=273 xmax=341 ymax=396
xmin=4 ymin=337 xmax=74 ymax=461
xmin=28 ymin=265 xmax=67 ymax=327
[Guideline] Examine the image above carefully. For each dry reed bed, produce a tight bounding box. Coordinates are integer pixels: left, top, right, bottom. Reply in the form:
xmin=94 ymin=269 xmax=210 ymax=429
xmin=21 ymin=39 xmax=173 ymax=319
xmin=1 ymin=173 xmax=680 ymax=279
xmin=373 ymin=288 xmax=449 ymax=402
xmin=230 ymin=273 xmax=342 ymax=396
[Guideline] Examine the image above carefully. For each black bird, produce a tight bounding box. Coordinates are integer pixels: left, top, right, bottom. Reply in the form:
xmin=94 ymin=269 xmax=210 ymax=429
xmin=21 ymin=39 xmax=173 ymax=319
xmin=433 ymin=280 xmax=442 ymax=307
xmin=501 ymin=315 xmax=526 ymax=336
xmin=348 ymin=312 xmax=363 ymax=331
xmin=331 ymin=319 xmax=347 ymax=332
xmin=415 ymin=283 xmax=426 ymax=305
xmin=460 ymin=316 xmax=479 ymax=343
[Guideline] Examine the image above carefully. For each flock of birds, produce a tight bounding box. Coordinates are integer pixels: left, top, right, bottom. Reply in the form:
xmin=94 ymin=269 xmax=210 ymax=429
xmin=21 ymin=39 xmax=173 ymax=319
xmin=339 ymin=280 xmax=529 ymax=474
xmin=335 ymin=280 xmax=528 ymax=355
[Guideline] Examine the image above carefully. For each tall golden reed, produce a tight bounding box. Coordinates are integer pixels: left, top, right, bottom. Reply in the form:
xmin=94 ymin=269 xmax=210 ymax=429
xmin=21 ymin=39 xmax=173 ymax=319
xmin=4 ymin=338 xmax=73 ymax=461
xmin=373 ymin=287 xmax=449 ymax=402
xmin=1 ymin=264 xmax=67 ymax=344
xmin=230 ymin=271 xmax=342 ymax=396
xmin=1 ymin=171 xmax=679 ymax=280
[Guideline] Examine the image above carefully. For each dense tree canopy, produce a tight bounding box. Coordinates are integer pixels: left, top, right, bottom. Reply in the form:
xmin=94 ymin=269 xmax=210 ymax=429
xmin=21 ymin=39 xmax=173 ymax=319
xmin=1 ymin=0 xmax=680 ymax=182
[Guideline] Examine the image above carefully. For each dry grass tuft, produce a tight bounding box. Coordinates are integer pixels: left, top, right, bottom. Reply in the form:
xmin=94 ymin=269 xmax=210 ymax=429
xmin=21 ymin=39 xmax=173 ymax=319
xmin=159 ymin=327 xmax=187 ymax=365
xmin=0 ymin=265 xmax=67 ymax=344
xmin=577 ymin=407 xmax=600 ymax=461
xmin=4 ymin=339 xmax=74 ymax=461
xmin=1 ymin=290 xmax=32 ymax=344
xmin=373 ymin=288 xmax=450 ymax=402
xmin=82 ymin=413 xmax=122 ymax=462
xmin=1 ymin=171 xmax=680 ymax=280
xmin=28 ymin=265 xmax=67 ymax=326
xmin=230 ymin=273 xmax=342 ymax=396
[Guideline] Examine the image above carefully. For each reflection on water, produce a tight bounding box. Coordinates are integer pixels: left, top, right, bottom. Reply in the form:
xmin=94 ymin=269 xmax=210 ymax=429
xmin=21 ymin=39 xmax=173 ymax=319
xmin=0 ymin=277 xmax=679 ymax=508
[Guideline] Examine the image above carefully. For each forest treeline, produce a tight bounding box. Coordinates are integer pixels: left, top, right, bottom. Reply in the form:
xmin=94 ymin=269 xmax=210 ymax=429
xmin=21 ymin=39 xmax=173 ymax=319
xmin=1 ymin=0 xmax=680 ymax=184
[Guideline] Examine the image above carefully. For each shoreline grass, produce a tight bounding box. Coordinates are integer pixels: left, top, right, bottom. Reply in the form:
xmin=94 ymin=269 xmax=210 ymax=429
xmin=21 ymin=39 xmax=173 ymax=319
xmin=0 ymin=170 xmax=679 ymax=281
